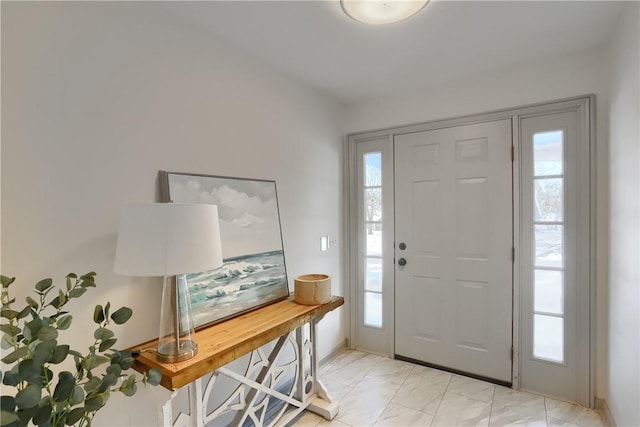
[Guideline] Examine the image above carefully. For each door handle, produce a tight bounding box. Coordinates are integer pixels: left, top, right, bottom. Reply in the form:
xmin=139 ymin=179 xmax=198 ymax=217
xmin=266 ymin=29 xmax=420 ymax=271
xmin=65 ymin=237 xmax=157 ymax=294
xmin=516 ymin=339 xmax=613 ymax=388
xmin=398 ymin=258 xmax=407 ymax=266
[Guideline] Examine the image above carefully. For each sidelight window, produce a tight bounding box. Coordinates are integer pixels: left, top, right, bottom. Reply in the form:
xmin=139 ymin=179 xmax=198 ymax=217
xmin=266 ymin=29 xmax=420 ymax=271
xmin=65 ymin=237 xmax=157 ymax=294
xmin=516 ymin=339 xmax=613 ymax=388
xmin=363 ymin=152 xmax=383 ymax=328
xmin=531 ymin=130 xmax=565 ymax=363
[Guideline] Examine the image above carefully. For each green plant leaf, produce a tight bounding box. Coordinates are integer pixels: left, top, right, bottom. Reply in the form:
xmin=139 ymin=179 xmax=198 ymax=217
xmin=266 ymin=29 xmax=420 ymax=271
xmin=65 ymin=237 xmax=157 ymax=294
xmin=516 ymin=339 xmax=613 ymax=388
xmin=83 ymin=354 xmax=110 ymax=371
xmin=41 ymin=368 xmax=53 ymax=388
xmin=108 ymin=350 xmax=124 ymax=362
xmin=93 ymin=305 xmax=104 ymax=324
xmin=97 ymin=373 xmax=118 ymax=393
xmin=0 ymin=324 xmax=21 ymax=337
xmin=106 ymin=364 xmax=121 ymax=377
xmin=33 ymin=340 xmax=56 ymax=366
xmin=25 ymin=318 xmax=43 ymax=341
xmin=54 ymin=290 xmax=67 ymax=308
xmin=26 ymin=296 xmax=39 ymax=310
xmin=47 ymin=297 xmax=60 ymax=310
xmin=32 ymin=403 xmax=52 ymax=425
xmin=2 ymin=370 xmax=20 ymax=387
xmin=18 ymin=359 xmax=42 ymax=385
xmin=16 ymin=406 xmax=38 ymax=426
xmin=16 ymin=306 xmax=31 ymax=320
xmin=65 ymin=407 xmax=85 ymax=426
xmin=52 ymin=372 xmax=75 ymax=402
xmin=83 ymin=377 xmax=100 ymax=392
xmin=1 ymin=333 xmax=15 ymax=350
xmin=68 ymin=349 xmax=82 ymax=358
xmin=49 ymin=311 xmax=68 ymax=320
xmin=93 ymin=328 xmax=114 ymax=341
xmin=0 ymin=410 xmax=19 ymax=426
xmin=35 ymin=279 xmax=53 ymax=293
xmin=0 ymin=309 xmax=19 ymax=320
xmin=118 ymin=356 xmax=135 ymax=370
xmin=50 ymin=345 xmax=69 ymax=364
xmin=98 ymin=338 xmax=117 ymax=352
xmin=79 ymin=273 xmax=97 ymax=289
xmin=80 ymin=272 xmax=96 ymax=281
xmin=68 ymin=288 xmax=86 ymax=299
xmin=83 ymin=394 xmax=106 ymax=412
xmin=70 ymin=386 xmax=84 ymax=406
xmin=1 ymin=347 xmax=28 ymax=364
xmin=37 ymin=326 xmax=58 ymax=342
xmin=120 ymin=375 xmax=137 ymax=397
xmin=15 ymin=384 xmax=41 ymax=409
xmin=66 ymin=273 xmax=78 ymax=279
xmin=1 ymin=276 xmax=15 ymax=288
xmin=147 ymin=369 xmax=162 ymax=386
xmin=0 ymin=396 xmax=15 ymax=413
xmin=0 ymin=291 xmax=8 ymax=307
xmin=110 ymin=307 xmax=132 ymax=325
xmin=56 ymin=315 xmax=72 ymax=330
xmin=80 ymin=280 xmax=96 ymax=289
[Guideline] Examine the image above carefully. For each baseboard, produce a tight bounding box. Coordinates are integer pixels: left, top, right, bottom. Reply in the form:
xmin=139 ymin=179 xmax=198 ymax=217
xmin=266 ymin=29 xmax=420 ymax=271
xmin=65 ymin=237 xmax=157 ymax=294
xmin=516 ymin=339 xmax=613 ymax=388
xmin=319 ymin=338 xmax=348 ymax=366
xmin=595 ymin=398 xmax=616 ymax=427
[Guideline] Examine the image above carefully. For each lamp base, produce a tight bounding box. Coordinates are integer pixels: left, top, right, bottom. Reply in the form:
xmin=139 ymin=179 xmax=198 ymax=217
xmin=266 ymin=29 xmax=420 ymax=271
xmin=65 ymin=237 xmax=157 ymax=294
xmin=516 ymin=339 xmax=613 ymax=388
xmin=157 ymin=339 xmax=198 ymax=363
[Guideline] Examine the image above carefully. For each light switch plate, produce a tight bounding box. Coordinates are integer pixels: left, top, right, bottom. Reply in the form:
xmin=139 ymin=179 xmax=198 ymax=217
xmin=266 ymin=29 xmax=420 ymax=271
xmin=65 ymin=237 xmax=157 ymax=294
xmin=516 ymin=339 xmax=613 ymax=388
xmin=320 ymin=235 xmax=328 ymax=252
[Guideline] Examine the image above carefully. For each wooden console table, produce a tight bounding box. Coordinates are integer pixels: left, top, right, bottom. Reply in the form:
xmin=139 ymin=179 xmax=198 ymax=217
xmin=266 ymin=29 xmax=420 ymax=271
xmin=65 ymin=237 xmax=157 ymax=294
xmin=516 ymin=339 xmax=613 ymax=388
xmin=131 ymin=295 xmax=344 ymax=426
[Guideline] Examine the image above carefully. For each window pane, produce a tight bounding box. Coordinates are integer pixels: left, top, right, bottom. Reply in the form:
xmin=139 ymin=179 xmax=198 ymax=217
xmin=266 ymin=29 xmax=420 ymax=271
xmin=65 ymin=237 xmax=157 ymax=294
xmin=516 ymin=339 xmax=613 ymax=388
xmin=366 ymin=224 xmax=382 ymax=256
xmin=534 ymin=314 xmax=564 ymax=363
xmin=365 ymin=188 xmax=382 ymax=221
xmin=365 ymin=258 xmax=382 ymax=292
xmin=365 ymin=152 xmax=382 ymax=186
xmin=535 ymin=225 xmax=563 ymax=268
xmin=534 ymin=130 xmax=563 ymax=176
xmin=364 ymin=292 xmax=382 ymax=328
xmin=534 ymin=178 xmax=563 ymax=221
xmin=534 ymin=270 xmax=564 ymax=315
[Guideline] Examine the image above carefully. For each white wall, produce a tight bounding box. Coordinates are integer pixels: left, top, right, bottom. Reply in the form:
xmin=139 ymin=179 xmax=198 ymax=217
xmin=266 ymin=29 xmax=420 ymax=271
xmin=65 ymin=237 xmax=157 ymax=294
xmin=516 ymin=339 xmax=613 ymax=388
xmin=1 ymin=2 xmax=345 ymax=425
xmin=345 ymin=47 xmax=611 ymax=399
xmin=606 ymin=3 xmax=640 ymax=426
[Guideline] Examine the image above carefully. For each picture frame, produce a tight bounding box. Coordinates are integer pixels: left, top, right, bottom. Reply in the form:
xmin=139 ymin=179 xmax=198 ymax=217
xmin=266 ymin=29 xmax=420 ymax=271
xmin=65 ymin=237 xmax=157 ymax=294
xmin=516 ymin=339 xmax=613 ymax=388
xmin=159 ymin=171 xmax=290 ymax=329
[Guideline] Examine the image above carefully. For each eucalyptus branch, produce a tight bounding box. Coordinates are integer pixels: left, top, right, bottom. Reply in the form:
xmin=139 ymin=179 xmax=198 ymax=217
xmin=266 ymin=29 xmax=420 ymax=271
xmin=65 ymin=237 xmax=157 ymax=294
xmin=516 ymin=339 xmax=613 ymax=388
xmin=0 ymin=273 xmax=162 ymax=427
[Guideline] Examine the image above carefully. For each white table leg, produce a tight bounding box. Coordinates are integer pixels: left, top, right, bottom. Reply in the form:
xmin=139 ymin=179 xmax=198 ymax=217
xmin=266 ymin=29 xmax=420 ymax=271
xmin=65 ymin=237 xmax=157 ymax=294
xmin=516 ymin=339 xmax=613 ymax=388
xmin=306 ymin=317 xmax=338 ymax=420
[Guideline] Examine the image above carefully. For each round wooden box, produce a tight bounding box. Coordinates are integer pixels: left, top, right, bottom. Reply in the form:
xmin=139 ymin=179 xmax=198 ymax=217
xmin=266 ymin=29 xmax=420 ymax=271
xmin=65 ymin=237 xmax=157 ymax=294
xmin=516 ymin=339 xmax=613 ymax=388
xmin=294 ymin=274 xmax=331 ymax=305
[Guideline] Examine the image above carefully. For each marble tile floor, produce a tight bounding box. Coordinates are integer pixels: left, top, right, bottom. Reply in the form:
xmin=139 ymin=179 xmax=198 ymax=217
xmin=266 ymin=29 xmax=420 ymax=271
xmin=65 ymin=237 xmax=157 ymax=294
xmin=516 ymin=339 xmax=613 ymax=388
xmin=290 ymin=350 xmax=607 ymax=427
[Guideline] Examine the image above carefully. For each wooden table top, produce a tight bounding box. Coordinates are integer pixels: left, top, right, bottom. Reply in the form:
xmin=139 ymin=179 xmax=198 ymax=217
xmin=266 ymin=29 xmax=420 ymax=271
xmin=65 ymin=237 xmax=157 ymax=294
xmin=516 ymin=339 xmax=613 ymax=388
xmin=130 ymin=295 xmax=344 ymax=390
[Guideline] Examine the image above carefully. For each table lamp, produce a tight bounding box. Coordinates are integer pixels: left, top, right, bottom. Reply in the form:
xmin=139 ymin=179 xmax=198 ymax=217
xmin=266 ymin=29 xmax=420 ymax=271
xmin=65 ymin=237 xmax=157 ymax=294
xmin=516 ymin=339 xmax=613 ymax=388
xmin=114 ymin=203 xmax=223 ymax=362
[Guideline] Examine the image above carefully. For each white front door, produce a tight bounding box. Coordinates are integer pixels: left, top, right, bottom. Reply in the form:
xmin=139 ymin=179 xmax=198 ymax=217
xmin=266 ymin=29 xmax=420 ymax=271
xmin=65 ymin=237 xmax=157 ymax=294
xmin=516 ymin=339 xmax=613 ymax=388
xmin=394 ymin=120 xmax=513 ymax=383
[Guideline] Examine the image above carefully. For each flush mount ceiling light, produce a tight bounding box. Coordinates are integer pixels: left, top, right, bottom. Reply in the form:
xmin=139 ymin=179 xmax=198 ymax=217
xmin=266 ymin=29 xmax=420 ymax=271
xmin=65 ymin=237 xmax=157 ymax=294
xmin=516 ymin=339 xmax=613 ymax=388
xmin=340 ymin=0 xmax=430 ymax=25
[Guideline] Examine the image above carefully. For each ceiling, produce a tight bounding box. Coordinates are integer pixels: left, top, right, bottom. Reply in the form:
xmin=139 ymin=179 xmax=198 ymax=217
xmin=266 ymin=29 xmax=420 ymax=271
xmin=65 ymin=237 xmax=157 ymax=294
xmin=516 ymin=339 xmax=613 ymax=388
xmin=160 ymin=1 xmax=626 ymax=103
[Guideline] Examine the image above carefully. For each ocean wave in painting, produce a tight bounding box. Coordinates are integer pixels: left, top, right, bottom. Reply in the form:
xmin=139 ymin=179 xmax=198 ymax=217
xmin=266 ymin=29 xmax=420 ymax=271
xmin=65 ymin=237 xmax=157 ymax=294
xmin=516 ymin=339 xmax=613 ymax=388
xmin=187 ymin=250 xmax=288 ymax=327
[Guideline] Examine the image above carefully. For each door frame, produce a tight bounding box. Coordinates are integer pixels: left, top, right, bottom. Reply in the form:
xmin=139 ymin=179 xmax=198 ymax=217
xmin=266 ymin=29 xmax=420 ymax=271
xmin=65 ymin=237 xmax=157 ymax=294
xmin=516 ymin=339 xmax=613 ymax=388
xmin=348 ymin=135 xmax=396 ymax=356
xmin=345 ymin=95 xmax=595 ymax=405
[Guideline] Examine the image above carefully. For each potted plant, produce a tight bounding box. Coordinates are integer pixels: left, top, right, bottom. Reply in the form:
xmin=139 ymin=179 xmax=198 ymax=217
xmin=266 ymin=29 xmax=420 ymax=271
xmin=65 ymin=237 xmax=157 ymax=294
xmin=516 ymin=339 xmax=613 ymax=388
xmin=0 ymin=272 xmax=162 ymax=426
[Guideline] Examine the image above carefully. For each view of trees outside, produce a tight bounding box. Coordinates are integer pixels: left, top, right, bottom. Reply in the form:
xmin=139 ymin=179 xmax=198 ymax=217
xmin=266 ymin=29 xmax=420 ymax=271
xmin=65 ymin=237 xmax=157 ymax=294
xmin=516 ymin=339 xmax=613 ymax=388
xmin=532 ymin=130 xmax=565 ymax=362
xmin=364 ymin=153 xmax=383 ymax=328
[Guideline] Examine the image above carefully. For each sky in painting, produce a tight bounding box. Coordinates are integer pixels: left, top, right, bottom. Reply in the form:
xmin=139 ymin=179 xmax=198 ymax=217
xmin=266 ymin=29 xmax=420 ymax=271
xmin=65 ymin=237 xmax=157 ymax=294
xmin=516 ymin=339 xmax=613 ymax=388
xmin=167 ymin=174 xmax=283 ymax=259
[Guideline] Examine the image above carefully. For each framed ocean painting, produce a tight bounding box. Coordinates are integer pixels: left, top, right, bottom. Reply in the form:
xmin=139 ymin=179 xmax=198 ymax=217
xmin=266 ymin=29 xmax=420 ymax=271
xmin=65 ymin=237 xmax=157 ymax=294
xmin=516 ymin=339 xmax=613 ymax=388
xmin=159 ymin=171 xmax=290 ymax=329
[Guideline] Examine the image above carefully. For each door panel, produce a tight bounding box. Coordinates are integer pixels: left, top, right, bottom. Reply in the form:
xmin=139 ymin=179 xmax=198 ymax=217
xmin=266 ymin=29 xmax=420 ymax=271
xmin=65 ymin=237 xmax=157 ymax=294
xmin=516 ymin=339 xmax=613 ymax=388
xmin=394 ymin=119 xmax=513 ymax=383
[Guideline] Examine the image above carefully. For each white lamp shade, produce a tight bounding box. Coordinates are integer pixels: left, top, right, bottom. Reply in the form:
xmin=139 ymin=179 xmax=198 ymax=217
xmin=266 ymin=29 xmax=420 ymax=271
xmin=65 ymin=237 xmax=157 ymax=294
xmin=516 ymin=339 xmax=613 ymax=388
xmin=114 ymin=203 xmax=223 ymax=277
xmin=341 ymin=0 xmax=429 ymax=25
